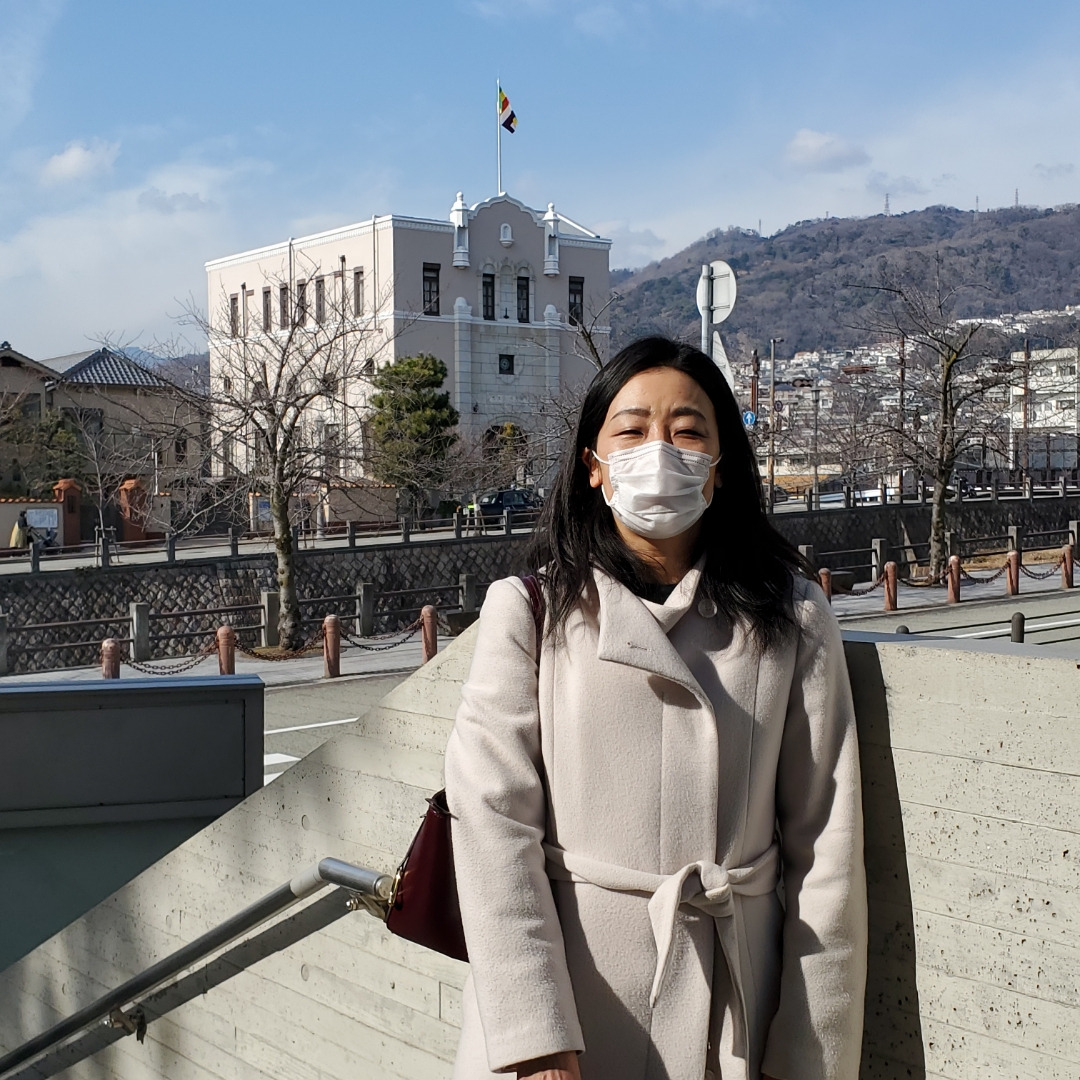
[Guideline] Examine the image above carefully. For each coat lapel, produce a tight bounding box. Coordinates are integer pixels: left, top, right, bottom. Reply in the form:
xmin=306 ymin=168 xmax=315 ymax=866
xmin=593 ymin=565 xmax=712 ymax=714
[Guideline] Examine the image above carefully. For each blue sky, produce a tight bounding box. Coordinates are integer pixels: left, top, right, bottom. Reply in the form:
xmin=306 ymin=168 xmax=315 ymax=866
xmin=3 ymin=0 xmax=1079 ymax=356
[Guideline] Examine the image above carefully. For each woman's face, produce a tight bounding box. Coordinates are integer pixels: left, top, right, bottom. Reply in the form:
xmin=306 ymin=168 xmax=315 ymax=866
xmin=585 ymin=366 xmax=722 ymax=503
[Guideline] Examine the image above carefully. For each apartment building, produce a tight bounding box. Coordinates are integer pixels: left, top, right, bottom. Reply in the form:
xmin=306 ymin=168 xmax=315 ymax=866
xmin=204 ymin=192 xmax=611 ymax=480
xmin=1008 ymin=345 xmax=1080 ymax=472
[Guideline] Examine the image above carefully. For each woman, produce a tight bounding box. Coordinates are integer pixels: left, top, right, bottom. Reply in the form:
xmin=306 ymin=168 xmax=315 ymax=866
xmin=444 ymin=337 xmax=866 ymax=1080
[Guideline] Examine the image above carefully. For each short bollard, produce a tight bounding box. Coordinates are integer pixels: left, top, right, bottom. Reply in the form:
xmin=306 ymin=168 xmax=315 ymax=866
xmin=1006 ymin=550 xmax=1021 ymax=596
xmin=101 ymin=638 xmax=121 ymax=679
xmin=323 ymin=614 xmax=341 ymax=678
xmin=883 ymin=561 xmax=898 ymax=612
xmin=1010 ymin=612 xmax=1026 ymax=644
xmin=818 ymin=567 xmax=832 ymax=603
xmin=421 ymin=604 xmax=438 ymax=664
xmin=947 ymin=556 xmax=961 ymax=604
xmin=217 ymin=625 xmax=236 ymax=675
xmin=1063 ymin=544 xmax=1074 ymax=590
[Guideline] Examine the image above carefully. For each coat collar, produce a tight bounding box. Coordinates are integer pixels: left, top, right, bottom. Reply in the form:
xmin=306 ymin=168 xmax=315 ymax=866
xmin=592 ymin=560 xmax=710 ymax=710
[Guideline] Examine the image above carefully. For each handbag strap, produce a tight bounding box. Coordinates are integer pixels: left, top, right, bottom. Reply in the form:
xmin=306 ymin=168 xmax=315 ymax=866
xmin=520 ymin=574 xmax=545 ymax=653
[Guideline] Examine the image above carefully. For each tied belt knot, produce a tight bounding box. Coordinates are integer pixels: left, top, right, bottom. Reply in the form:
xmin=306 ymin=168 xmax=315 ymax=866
xmin=543 ymin=841 xmax=780 ymax=1056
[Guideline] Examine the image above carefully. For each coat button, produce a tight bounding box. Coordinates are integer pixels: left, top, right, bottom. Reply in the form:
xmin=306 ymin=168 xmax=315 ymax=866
xmin=697 ymin=597 xmax=717 ymax=618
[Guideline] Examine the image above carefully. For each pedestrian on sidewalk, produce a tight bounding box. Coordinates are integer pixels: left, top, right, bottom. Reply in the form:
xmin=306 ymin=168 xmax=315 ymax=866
xmin=445 ymin=337 xmax=867 ymax=1080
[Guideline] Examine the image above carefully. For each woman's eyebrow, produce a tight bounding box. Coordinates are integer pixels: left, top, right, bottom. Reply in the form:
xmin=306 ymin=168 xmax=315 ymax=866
xmin=671 ymin=406 xmax=708 ymax=420
xmin=609 ymin=406 xmax=652 ymax=421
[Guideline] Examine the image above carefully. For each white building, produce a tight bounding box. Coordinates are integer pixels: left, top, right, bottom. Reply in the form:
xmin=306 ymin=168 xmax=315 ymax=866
xmin=1008 ymin=346 xmax=1080 ymax=472
xmin=204 ymin=192 xmax=611 ymax=481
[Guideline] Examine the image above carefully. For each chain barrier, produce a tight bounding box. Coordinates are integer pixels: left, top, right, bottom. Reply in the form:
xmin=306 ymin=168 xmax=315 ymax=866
xmin=342 ymin=618 xmax=423 ymax=652
xmin=125 ymin=638 xmax=218 ymax=676
xmin=960 ymin=564 xmax=1009 ymax=585
xmin=898 ymin=568 xmax=948 ymax=588
xmin=1020 ymin=555 xmax=1066 ymax=580
xmin=235 ymin=624 xmax=325 ymax=662
xmin=849 ymin=573 xmax=887 ymax=596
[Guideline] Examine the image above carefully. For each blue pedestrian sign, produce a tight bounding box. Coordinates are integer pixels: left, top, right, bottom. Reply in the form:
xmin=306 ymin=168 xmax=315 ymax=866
xmin=742 ymin=410 xmax=756 ymax=428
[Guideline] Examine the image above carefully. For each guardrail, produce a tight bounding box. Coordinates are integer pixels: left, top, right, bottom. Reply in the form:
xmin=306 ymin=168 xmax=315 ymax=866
xmin=0 ymin=857 xmax=393 ymax=1080
xmin=0 ymin=505 xmax=541 ymax=574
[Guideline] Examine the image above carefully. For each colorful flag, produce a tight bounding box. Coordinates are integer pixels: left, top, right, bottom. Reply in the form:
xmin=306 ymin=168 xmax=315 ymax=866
xmin=499 ymin=88 xmax=517 ymax=133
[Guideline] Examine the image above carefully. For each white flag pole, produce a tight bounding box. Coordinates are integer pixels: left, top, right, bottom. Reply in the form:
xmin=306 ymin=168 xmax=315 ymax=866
xmin=496 ymin=79 xmax=503 ymax=195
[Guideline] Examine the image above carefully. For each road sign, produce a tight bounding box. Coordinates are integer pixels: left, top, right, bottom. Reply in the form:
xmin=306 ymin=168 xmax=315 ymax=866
xmin=696 ymin=261 xmax=737 ymax=325
xmin=773 ymin=400 xmax=785 ymax=413
xmin=742 ymin=410 xmax=756 ymax=428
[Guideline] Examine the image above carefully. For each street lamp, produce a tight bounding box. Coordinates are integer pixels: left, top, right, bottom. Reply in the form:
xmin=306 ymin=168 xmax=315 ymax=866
xmin=767 ymin=337 xmax=784 ymax=510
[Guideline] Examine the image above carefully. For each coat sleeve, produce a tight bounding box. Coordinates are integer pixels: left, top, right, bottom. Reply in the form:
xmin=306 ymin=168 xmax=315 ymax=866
xmin=761 ymin=579 xmax=867 ymax=1080
xmin=444 ymin=577 xmax=584 ymax=1072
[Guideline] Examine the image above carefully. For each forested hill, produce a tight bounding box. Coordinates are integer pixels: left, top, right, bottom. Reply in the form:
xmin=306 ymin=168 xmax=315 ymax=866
xmin=609 ymin=204 xmax=1080 ymax=356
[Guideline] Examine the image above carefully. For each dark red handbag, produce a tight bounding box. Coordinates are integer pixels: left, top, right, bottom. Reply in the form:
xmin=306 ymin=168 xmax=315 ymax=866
xmin=384 ymin=575 xmax=545 ymax=962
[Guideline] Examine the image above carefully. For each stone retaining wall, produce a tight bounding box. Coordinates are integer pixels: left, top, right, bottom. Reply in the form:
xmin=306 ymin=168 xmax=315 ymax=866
xmin=0 ymin=536 xmax=531 ymax=675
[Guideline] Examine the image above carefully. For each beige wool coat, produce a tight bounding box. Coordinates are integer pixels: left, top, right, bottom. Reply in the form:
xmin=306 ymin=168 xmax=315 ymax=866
xmin=444 ymin=563 xmax=866 ymax=1080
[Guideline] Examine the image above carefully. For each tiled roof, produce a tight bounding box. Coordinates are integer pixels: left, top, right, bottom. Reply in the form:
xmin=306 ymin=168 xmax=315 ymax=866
xmin=37 ymin=348 xmax=168 ymax=388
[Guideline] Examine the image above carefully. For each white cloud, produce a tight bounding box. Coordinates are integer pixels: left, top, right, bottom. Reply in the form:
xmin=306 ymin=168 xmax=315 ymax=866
xmin=1034 ymin=162 xmax=1074 ymax=181
xmin=595 ymin=219 xmax=666 ymax=268
xmin=865 ymin=171 xmax=927 ymax=197
xmin=0 ymin=0 xmax=63 ymax=134
xmin=40 ymin=139 xmax=120 ymax=185
xmin=785 ymin=128 xmax=870 ymax=173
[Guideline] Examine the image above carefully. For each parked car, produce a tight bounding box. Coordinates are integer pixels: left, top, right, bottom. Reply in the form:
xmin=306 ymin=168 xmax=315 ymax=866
xmin=473 ymin=488 xmax=540 ymax=522
xmin=763 ymin=484 xmax=789 ymax=504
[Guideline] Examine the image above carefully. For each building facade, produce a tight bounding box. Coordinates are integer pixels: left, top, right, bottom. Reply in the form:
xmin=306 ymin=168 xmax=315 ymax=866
xmin=204 ymin=192 xmax=611 ymax=484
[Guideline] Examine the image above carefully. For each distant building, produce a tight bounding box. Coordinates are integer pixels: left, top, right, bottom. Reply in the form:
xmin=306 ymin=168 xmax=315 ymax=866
xmin=204 ymin=192 xmax=611 ymax=482
xmin=1008 ymin=346 xmax=1080 ymax=474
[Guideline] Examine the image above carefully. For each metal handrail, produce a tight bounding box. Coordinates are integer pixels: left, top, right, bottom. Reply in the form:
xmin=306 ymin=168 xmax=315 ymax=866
xmin=0 ymin=857 xmax=392 ymax=1080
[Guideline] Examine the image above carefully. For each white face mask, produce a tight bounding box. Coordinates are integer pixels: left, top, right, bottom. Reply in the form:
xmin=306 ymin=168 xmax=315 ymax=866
xmin=591 ymin=440 xmax=720 ymax=540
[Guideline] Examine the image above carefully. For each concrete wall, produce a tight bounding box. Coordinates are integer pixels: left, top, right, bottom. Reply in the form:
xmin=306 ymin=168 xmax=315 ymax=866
xmin=0 ymin=675 xmax=264 ymax=973
xmin=2 ymin=631 xmax=1078 ymax=1079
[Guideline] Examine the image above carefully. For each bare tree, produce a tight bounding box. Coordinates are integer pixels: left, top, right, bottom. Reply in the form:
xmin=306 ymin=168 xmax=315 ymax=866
xmin=177 ymin=273 xmax=411 ymax=650
xmin=850 ymin=258 xmax=1017 ymax=579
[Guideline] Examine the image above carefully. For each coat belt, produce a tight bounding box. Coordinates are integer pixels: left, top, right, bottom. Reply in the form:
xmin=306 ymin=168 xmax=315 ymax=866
xmin=544 ymin=841 xmax=780 ymax=1057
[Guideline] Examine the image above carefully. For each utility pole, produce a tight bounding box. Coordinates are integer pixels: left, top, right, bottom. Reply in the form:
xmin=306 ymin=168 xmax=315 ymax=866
xmin=750 ymin=348 xmax=760 ymax=416
xmin=898 ymin=332 xmax=906 ymax=493
xmin=811 ymin=381 xmax=821 ymax=510
xmin=1022 ymin=338 xmax=1031 ymax=477
xmin=767 ymin=337 xmax=783 ymax=511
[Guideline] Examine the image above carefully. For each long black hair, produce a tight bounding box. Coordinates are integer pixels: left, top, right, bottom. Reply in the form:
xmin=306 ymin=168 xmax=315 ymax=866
xmin=528 ymin=336 xmax=813 ymax=649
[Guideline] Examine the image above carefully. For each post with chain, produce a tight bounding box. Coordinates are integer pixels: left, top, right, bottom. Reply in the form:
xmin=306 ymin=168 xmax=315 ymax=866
xmin=359 ymin=581 xmax=375 ymax=637
xmin=101 ymin=638 xmax=121 ymax=679
xmin=453 ymin=508 xmax=463 ymax=540
xmin=948 ymin=555 xmax=961 ymax=604
xmin=1006 ymin=550 xmax=1021 ymax=596
xmin=1007 ymin=525 xmax=1023 ymax=555
xmin=884 ymin=562 xmax=898 ymax=612
xmin=165 ymin=530 xmax=177 ymax=564
xmin=1063 ymin=544 xmax=1074 ymax=590
xmin=229 ymin=527 xmax=239 ymax=558
xmin=421 ymin=605 xmax=438 ymax=664
xmin=1010 ymin=612 xmax=1026 ymax=644
xmin=217 ymin=625 xmax=236 ymax=675
xmin=261 ymin=591 xmax=280 ymax=647
xmin=1070 ymin=519 xmax=1080 ymax=562
xmin=503 ymin=508 xmax=514 ymax=535
xmin=817 ymin=568 xmax=832 ymax=603
xmin=323 ymin=614 xmax=341 ymax=678
xmin=29 ymin=542 xmax=40 ymax=574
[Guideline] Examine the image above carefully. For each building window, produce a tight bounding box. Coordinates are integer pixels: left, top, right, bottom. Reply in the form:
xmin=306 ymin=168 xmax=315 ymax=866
xmin=262 ymin=288 xmax=272 ymax=331
xmin=499 ymin=354 xmax=515 ymax=375
xmin=362 ymin=356 xmax=375 ymax=375
xmin=315 ymin=276 xmax=326 ymax=324
xmin=423 ymin=263 xmax=441 ymax=315
xmin=279 ymin=284 xmax=289 ymax=329
xmin=221 ymin=376 xmax=232 ymax=393
xmin=174 ymin=435 xmax=188 ymax=464
xmin=295 ymin=280 xmax=308 ymax=325
xmin=517 ymin=276 xmax=530 ymax=323
xmin=353 ymin=269 xmax=364 ymax=316
xmin=229 ymin=294 xmax=240 ymax=338
xmin=569 ymin=276 xmax=584 ymax=325
xmin=482 ymin=273 xmax=495 ymax=321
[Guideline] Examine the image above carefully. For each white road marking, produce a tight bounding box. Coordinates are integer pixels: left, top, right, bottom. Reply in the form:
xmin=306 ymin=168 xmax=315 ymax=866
xmin=264 ymin=752 xmax=300 ymax=766
xmin=266 ymin=717 xmax=359 ymax=735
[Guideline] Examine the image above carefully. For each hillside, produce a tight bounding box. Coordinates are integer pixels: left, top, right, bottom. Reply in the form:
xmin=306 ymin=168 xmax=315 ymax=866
xmin=609 ymin=204 xmax=1080 ymax=356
